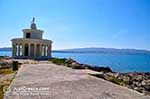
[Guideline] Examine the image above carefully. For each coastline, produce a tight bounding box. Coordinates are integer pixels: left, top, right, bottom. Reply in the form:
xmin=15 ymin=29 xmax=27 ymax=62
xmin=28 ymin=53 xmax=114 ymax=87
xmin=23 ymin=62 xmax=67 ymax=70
xmin=50 ymin=57 xmax=150 ymax=96
xmin=1 ymin=51 xmax=150 ymax=72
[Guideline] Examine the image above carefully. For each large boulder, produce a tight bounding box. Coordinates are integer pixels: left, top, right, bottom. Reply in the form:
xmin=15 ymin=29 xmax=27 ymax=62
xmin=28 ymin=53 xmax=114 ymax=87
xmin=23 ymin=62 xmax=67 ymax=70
xmin=71 ymin=62 xmax=85 ymax=69
xmin=88 ymin=66 xmax=112 ymax=73
xmin=65 ymin=58 xmax=77 ymax=64
xmin=0 ymin=61 xmax=12 ymax=69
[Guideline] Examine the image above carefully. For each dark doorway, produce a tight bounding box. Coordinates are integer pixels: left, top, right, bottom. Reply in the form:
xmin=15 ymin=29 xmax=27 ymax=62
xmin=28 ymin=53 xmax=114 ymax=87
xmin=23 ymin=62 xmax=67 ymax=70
xmin=25 ymin=45 xmax=28 ymax=56
xmin=26 ymin=33 xmax=31 ymax=38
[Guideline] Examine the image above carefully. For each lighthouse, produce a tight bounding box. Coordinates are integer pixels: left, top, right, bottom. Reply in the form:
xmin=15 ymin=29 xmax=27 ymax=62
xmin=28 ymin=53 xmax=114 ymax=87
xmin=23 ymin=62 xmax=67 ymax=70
xmin=11 ymin=18 xmax=52 ymax=59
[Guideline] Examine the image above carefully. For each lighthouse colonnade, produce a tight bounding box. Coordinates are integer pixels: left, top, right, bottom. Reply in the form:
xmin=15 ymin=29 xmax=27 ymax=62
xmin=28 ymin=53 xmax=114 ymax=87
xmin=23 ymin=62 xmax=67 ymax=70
xmin=12 ymin=41 xmax=51 ymax=58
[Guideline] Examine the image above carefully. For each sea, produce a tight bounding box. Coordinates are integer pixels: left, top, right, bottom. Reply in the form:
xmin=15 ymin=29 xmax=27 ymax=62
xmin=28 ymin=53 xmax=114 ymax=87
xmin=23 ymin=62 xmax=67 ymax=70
xmin=0 ymin=51 xmax=150 ymax=73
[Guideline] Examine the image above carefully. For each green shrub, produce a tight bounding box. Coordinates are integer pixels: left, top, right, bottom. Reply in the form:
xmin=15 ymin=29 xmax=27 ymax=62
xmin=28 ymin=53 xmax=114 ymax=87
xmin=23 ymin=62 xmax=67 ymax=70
xmin=50 ymin=58 xmax=66 ymax=65
xmin=111 ymin=78 xmax=126 ymax=86
xmin=104 ymin=75 xmax=126 ymax=86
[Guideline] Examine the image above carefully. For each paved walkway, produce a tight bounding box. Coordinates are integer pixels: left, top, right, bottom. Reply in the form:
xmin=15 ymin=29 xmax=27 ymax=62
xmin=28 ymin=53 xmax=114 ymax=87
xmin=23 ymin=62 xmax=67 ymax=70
xmin=4 ymin=62 xmax=150 ymax=99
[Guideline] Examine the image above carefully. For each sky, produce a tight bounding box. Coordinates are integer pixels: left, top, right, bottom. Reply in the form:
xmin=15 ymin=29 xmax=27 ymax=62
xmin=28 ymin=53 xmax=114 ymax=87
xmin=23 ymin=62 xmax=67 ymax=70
xmin=0 ymin=0 xmax=149 ymax=50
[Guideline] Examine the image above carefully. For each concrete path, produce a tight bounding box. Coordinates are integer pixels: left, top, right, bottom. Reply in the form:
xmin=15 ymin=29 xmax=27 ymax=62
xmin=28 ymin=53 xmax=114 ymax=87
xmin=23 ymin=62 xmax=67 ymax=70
xmin=4 ymin=62 xmax=150 ymax=99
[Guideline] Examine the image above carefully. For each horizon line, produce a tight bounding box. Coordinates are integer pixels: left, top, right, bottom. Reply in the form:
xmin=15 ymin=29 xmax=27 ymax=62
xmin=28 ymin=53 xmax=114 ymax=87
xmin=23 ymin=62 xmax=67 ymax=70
xmin=0 ymin=46 xmax=150 ymax=52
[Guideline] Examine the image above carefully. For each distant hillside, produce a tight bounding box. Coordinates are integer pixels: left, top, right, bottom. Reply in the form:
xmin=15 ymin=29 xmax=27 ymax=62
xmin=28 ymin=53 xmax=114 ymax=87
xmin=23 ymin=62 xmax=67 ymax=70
xmin=0 ymin=47 xmax=12 ymax=51
xmin=53 ymin=47 xmax=150 ymax=54
xmin=1 ymin=47 xmax=150 ymax=55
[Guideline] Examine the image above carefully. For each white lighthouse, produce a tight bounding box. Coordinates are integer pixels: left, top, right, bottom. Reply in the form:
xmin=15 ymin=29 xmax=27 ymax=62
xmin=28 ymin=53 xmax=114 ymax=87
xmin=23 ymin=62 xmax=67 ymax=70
xmin=11 ymin=18 xmax=52 ymax=59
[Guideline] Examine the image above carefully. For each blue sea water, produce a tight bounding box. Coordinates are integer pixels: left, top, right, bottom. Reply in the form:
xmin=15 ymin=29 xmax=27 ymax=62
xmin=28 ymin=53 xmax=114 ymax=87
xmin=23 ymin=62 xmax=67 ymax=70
xmin=0 ymin=51 xmax=12 ymax=56
xmin=0 ymin=51 xmax=150 ymax=73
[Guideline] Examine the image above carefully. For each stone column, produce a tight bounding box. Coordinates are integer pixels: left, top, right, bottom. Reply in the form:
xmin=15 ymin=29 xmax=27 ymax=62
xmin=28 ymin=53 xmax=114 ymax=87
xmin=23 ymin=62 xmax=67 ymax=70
xmin=20 ymin=44 xmax=22 ymax=56
xmin=46 ymin=45 xmax=48 ymax=56
xmin=16 ymin=44 xmax=18 ymax=56
xmin=34 ymin=44 xmax=37 ymax=57
xmin=47 ymin=45 xmax=49 ymax=57
xmin=40 ymin=44 xmax=43 ymax=56
xmin=42 ymin=45 xmax=44 ymax=56
xmin=48 ymin=44 xmax=52 ymax=58
xmin=22 ymin=43 xmax=24 ymax=56
xmin=14 ymin=44 xmax=17 ymax=57
xmin=38 ymin=44 xmax=40 ymax=57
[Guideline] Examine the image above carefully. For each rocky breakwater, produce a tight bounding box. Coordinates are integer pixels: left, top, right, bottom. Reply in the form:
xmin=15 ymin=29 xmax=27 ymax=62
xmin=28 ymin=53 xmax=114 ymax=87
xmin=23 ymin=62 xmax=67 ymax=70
xmin=50 ymin=58 xmax=112 ymax=72
xmin=93 ymin=72 xmax=150 ymax=95
xmin=50 ymin=58 xmax=150 ymax=96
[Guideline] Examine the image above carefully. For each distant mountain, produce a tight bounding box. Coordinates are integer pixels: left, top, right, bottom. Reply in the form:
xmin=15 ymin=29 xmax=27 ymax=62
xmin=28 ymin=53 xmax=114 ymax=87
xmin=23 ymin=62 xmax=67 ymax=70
xmin=53 ymin=47 xmax=150 ymax=55
xmin=0 ymin=47 xmax=12 ymax=51
xmin=1 ymin=47 xmax=150 ymax=55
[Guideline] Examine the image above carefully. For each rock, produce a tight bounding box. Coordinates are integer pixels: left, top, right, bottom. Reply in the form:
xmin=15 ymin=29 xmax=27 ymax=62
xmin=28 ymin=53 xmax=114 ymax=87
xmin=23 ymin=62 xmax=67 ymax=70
xmin=71 ymin=62 xmax=85 ymax=69
xmin=141 ymin=80 xmax=146 ymax=86
xmin=135 ymin=82 xmax=142 ymax=87
xmin=0 ymin=61 xmax=12 ymax=69
xmin=66 ymin=58 xmax=77 ymax=64
xmin=113 ymin=73 xmax=119 ymax=78
xmin=80 ymin=64 xmax=90 ymax=69
xmin=134 ymin=87 xmax=139 ymax=90
xmin=143 ymin=85 xmax=150 ymax=91
xmin=120 ymin=75 xmax=131 ymax=82
xmin=88 ymin=66 xmax=112 ymax=73
xmin=135 ymin=75 xmax=143 ymax=81
xmin=71 ymin=62 xmax=77 ymax=66
xmin=91 ymin=72 xmax=105 ymax=79
xmin=106 ymin=72 xmax=114 ymax=77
